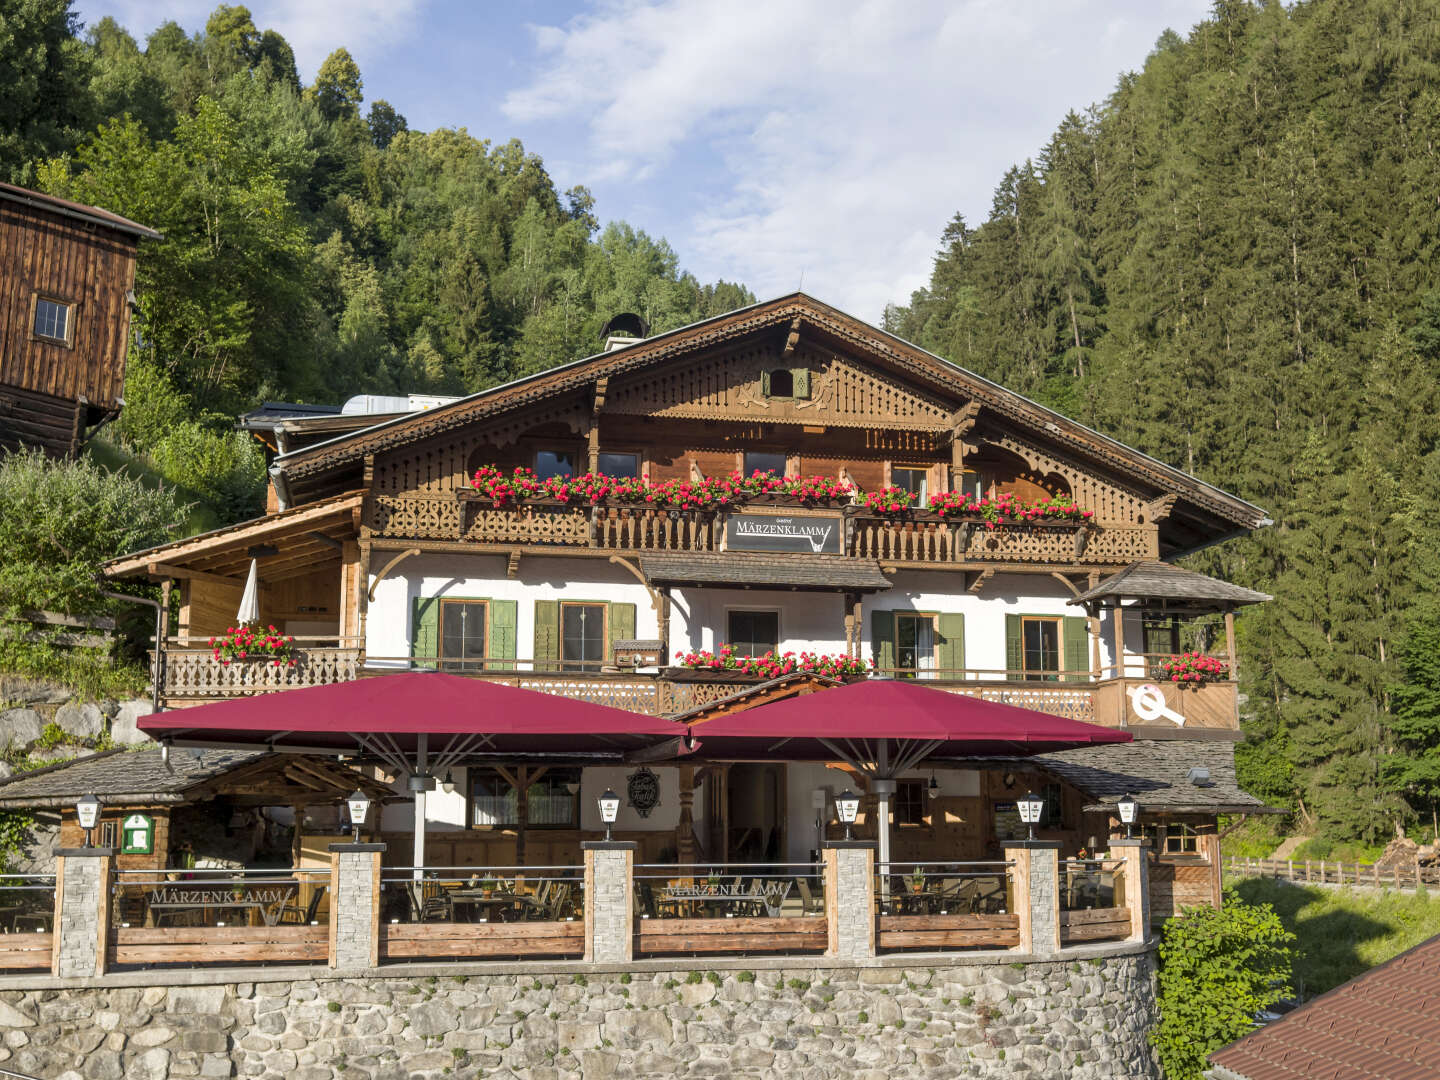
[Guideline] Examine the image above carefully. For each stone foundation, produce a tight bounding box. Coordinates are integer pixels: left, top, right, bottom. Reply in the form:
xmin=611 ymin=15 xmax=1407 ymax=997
xmin=0 ymin=949 xmax=1160 ymax=1079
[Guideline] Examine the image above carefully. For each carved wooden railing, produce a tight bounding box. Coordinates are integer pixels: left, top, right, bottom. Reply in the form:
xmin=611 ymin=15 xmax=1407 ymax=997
xmin=160 ymin=647 xmax=362 ymax=699
xmin=367 ymin=494 xmax=1157 ymax=566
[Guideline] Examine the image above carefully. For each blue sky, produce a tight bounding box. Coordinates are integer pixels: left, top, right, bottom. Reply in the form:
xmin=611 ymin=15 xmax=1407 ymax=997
xmin=76 ymin=1 xmax=1213 ymax=320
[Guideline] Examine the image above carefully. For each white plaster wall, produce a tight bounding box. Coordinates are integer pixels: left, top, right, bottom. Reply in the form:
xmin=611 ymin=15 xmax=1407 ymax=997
xmin=579 ymin=765 xmax=680 ymax=832
xmin=367 ymin=554 xmax=658 ymax=667
xmin=669 ymin=588 xmax=846 ymax=657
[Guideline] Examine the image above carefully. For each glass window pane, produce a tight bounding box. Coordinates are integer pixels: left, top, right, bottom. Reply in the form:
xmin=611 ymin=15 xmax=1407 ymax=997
xmin=597 ymin=452 xmax=639 ymax=478
xmin=727 ymin=610 xmax=778 ymax=656
xmin=743 ymin=451 xmax=786 ymax=477
xmin=535 ymin=450 xmax=575 ymax=480
xmin=34 ymin=298 xmax=69 ymax=341
xmin=893 ymin=468 xmax=928 ymax=500
xmin=440 ymin=601 xmax=486 ymax=669
xmin=1023 ymin=619 xmax=1060 ymax=676
xmin=561 ymin=603 xmax=605 ymax=669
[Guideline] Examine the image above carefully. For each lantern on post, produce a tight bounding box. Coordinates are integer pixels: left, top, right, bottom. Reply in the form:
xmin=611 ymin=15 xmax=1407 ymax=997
xmin=1017 ymin=790 xmax=1045 ymax=842
xmin=1116 ymin=793 xmax=1139 ymax=840
xmin=597 ymin=789 xmax=620 ymax=842
xmin=346 ymin=789 xmax=371 ymax=844
xmin=835 ymin=790 xmax=860 ymax=842
xmin=76 ymin=794 xmax=102 ymax=848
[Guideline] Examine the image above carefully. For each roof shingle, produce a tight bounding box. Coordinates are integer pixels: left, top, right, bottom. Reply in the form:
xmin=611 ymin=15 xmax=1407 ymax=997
xmin=1070 ymin=561 xmax=1271 ymax=608
xmin=0 ymin=748 xmax=261 ymax=808
xmin=641 ymin=552 xmax=892 ymax=591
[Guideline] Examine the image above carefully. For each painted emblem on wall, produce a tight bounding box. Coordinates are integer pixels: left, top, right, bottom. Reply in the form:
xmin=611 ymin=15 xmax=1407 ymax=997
xmin=627 ymin=767 xmax=661 ymax=818
xmin=1127 ymin=683 xmax=1186 ymax=726
xmin=121 ymin=812 xmax=154 ymax=854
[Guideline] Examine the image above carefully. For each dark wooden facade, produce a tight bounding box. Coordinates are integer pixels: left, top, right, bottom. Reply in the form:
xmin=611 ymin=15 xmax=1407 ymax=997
xmin=0 ymin=183 xmax=159 ymax=456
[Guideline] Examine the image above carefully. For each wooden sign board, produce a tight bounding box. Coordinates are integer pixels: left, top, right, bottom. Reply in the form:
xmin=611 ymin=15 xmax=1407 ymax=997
xmin=724 ymin=512 xmax=843 ymax=554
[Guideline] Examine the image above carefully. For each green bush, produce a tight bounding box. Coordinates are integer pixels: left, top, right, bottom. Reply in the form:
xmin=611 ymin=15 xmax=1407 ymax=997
xmin=1152 ymin=891 xmax=1296 ymax=1080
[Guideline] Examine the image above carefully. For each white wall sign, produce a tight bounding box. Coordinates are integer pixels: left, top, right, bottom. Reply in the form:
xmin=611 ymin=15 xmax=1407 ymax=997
xmin=1127 ymin=683 xmax=1186 ymax=726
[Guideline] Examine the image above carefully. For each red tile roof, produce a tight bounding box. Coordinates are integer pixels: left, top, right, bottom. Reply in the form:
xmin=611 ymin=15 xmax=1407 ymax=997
xmin=1208 ymin=932 xmax=1440 ymax=1080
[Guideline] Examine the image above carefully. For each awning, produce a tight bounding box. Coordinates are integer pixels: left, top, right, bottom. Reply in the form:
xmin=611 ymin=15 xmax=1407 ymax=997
xmin=680 ymin=678 xmax=1132 ymax=761
xmin=1068 ymin=560 xmax=1271 ymax=610
xmin=139 ymin=672 xmax=684 ymax=768
xmin=642 ymin=552 xmax=891 ymax=591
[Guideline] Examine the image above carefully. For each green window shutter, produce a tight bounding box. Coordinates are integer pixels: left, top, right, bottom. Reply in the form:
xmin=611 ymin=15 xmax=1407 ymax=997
xmin=1005 ymin=614 xmax=1023 ymax=682
xmin=411 ymin=596 xmax=439 ymax=670
xmin=490 ymin=599 xmax=517 ymax=671
xmin=936 ymin=613 xmax=965 ymax=678
xmin=608 ymin=601 xmax=636 ymax=658
xmin=871 ymin=609 xmax=895 ymax=672
xmin=1063 ymin=616 xmax=1090 ymax=684
xmin=793 ymin=367 xmax=811 ymax=399
xmin=761 ymin=369 xmax=772 ymax=396
xmin=534 ymin=600 xmax=559 ymax=672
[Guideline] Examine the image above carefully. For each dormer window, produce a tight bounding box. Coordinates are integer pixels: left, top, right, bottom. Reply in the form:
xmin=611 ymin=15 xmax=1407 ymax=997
xmin=762 ymin=367 xmax=810 ymax=399
xmin=768 ymin=369 xmax=794 ymax=397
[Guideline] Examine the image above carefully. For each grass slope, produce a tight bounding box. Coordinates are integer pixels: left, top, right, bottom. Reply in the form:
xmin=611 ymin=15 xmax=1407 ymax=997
xmin=1229 ymin=876 xmax=1440 ymax=998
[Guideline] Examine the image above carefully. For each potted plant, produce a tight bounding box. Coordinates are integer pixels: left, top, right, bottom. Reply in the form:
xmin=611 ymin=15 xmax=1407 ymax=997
xmin=480 ymin=877 xmax=498 ymax=897
xmin=209 ymin=625 xmax=296 ymax=668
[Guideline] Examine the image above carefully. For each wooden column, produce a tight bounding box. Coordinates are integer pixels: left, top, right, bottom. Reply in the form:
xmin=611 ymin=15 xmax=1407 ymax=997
xmin=852 ymin=596 xmax=864 ymax=660
xmin=292 ymin=804 xmax=307 ymax=868
xmin=1223 ymin=609 xmax=1239 ymax=683
xmin=1087 ymin=573 xmax=1101 ymax=679
xmin=676 ymin=766 xmax=695 ymax=865
xmin=1112 ymin=603 xmax=1126 ymax=679
xmin=843 ymin=591 xmax=859 ymax=658
xmin=658 ymin=588 xmax=672 ymax=654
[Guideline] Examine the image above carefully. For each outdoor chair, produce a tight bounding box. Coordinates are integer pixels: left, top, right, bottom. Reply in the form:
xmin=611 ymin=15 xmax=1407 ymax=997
xmin=278 ymin=885 xmax=326 ymax=925
xmin=796 ymin=878 xmax=823 ymax=916
xmin=542 ymin=884 xmax=573 ymax=921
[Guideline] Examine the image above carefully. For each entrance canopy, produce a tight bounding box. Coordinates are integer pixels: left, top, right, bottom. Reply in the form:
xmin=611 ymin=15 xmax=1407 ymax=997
xmin=140 ymin=672 xmax=683 ymax=770
xmin=680 ymin=678 xmax=1132 ymax=764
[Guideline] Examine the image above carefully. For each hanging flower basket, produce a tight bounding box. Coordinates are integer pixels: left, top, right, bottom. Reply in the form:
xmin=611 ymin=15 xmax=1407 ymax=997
xmin=209 ymin=625 xmax=297 ymax=668
xmin=673 ymin=646 xmax=871 ymax=681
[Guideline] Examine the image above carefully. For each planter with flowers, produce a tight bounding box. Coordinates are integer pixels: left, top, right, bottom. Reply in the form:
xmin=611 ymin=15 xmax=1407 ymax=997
xmin=1153 ymin=652 xmax=1228 ymax=686
xmin=670 ymin=645 xmax=871 ymax=682
xmin=209 ymin=624 xmax=297 ymax=668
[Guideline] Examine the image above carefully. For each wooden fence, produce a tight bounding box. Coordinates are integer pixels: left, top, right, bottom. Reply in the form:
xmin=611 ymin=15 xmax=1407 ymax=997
xmin=1223 ymin=855 xmax=1440 ymax=891
xmin=380 ymin=921 xmax=584 ymax=961
xmin=1059 ymin=908 xmax=1132 ymax=944
xmin=109 ymin=925 xmax=328 ymax=966
xmin=876 ymin=913 xmax=1020 ymax=951
xmin=636 ymin=915 xmax=827 ymax=956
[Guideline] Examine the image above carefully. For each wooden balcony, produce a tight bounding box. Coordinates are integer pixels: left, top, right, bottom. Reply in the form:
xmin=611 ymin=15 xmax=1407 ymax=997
xmin=155 ymin=646 xmax=1238 ymax=730
xmin=365 ymin=494 xmax=1158 ymax=567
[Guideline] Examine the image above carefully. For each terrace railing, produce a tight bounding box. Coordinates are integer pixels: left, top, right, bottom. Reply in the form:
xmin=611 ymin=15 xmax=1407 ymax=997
xmin=633 ymin=862 xmax=827 ymax=956
xmin=159 ymin=636 xmax=362 ymax=700
xmin=873 ymin=861 xmax=1020 ymax=952
xmin=377 ymin=866 xmax=585 ymax=962
xmin=0 ymin=874 xmax=55 ymax=971
xmin=108 ymin=867 xmax=331 ymax=968
xmin=1058 ymin=858 xmax=1131 ymax=945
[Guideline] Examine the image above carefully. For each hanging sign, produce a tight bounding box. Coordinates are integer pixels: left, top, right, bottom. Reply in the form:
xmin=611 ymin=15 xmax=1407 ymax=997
xmin=725 ymin=513 xmax=843 ymax=554
xmin=627 ymin=767 xmax=661 ymax=818
xmin=121 ymin=812 xmax=154 ymax=854
xmin=1128 ymin=683 xmax=1186 ymax=726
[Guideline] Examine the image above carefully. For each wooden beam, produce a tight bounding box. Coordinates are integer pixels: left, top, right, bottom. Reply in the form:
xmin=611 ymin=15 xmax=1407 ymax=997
xmin=1224 ymin=609 xmax=1239 ymax=683
xmin=148 ymin=563 xmax=245 ymax=588
xmin=967 ymin=569 xmax=994 ymax=595
xmin=507 ymin=550 xmax=522 ymax=580
xmin=1144 ymin=494 xmax=1179 ymax=523
xmin=1048 ymin=572 xmax=1083 ymax=598
xmin=781 ymin=316 xmax=801 ymax=360
xmin=307 ymin=531 xmax=344 ymax=551
xmin=367 ymin=547 xmax=422 ymax=603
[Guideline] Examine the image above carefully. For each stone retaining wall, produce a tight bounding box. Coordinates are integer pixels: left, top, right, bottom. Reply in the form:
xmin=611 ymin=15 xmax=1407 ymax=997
xmin=0 ymin=951 xmax=1160 ymax=1079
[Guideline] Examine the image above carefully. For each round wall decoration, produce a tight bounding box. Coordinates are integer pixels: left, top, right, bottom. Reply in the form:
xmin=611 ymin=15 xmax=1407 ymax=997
xmin=626 ymin=767 xmax=661 ymax=818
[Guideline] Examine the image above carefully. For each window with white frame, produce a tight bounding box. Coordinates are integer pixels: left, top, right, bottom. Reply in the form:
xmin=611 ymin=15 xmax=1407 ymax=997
xmin=32 ymin=297 xmax=72 ymax=344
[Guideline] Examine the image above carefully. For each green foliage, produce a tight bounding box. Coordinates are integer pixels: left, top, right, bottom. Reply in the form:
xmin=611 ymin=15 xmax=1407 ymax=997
xmin=892 ymin=0 xmax=1440 ymax=843
xmin=1217 ymin=816 xmax=1286 ymax=860
xmin=1152 ymin=892 xmax=1296 ymax=1080
xmin=0 ymin=0 xmax=93 ymax=182
xmin=0 ymin=811 xmax=37 ymax=873
xmin=1228 ymin=876 xmax=1440 ymax=996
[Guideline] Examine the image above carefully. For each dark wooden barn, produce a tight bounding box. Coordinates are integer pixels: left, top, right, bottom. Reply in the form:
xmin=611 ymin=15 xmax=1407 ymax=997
xmin=0 ymin=183 xmax=160 ymax=457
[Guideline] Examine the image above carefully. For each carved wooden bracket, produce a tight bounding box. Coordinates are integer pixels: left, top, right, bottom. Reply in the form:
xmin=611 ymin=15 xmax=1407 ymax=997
xmin=967 ymin=568 xmax=994 ymax=595
xmin=1048 ymin=571 xmax=1084 ymax=599
xmin=506 ymin=550 xmax=522 ymax=580
xmin=367 ymin=547 xmax=421 ymax=603
xmin=949 ymin=400 xmax=982 ymax=441
xmin=1144 ymin=493 xmax=1178 ymax=522
xmin=607 ymin=554 xmax=664 ymax=618
xmin=781 ymin=316 xmax=802 ymax=360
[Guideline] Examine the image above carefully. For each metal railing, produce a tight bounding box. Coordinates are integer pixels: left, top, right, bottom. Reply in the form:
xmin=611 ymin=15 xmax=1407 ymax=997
xmin=111 ymin=867 xmax=332 ymax=929
xmin=633 ymin=862 xmax=825 ymax=920
xmin=875 ymin=861 xmax=1011 ymax=916
xmin=1059 ymin=858 xmax=1123 ymax=912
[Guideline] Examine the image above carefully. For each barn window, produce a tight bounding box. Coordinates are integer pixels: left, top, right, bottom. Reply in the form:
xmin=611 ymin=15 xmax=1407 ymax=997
xmin=32 ymin=297 xmax=72 ymax=345
xmin=768 ymin=369 xmax=794 ymax=397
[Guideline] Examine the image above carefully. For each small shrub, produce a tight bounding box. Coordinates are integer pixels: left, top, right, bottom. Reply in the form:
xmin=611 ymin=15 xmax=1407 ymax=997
xmin=618 ymin=972 xmax=631 ymax=984
xmin=737 ymin=970 xmax=755 ymax=983
xmin=857 ymin=1011 xmax=868 ymax=1023
xmin=326 ymin=1002 xmax=341 ymax=1013
xmin=787 ymin=978 xmax=810 ymax=991
xmin=706 ymin=970 xmax=722 ymax=986
xmin=685 ymin=971 xmax=703 ymax=984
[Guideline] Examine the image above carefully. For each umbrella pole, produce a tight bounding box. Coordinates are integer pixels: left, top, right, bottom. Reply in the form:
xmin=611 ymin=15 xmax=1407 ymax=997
xmin=412 ymin=734 xmax=428 ymax=882
xmin=875 ymin=741 xmax=893 ymax=905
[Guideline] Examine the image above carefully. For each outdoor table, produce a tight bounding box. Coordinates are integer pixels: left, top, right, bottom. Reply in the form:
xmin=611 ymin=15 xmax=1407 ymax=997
xmin=144 ymin=880 xmax=297 ymax=928
xmin=449 ymin=890 xmax=539 ymax=922
xmin=658 ymin=880 xmax=792 ymax=918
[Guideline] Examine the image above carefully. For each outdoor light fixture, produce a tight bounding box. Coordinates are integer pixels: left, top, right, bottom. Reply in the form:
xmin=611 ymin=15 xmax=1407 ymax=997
xmin=441 ymin=770 xmax=456 ymax=795
xmin=346 ymin=789 xmax=371 ymax=843
xmin=1017 ymin=791 xmax=1045 ymax=842
xmin=598 ymin=789 xmax=620 ymax=842
xmin=835 ymin=789 xmax=860 ymax=841
xmin=928 ymin=774 xmax=940 ymax=800
xmin=76 ymin=793 xmax=102 ymax=848
xmin=1116 ymin=793 xmax=1139 ymax=839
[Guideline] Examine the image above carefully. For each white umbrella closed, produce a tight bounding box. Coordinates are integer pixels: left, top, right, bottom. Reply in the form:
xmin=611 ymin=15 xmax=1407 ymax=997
xmin=236 ymin=558 xmax=260 ymax=625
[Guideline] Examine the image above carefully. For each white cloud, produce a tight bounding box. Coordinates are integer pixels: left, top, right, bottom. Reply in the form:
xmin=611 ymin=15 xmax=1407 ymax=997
xmin=504 ymin=0 xmax=1212 ymax=320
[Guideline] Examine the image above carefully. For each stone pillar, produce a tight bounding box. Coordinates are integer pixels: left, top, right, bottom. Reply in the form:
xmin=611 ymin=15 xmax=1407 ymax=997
xmin=823 ymin=840 xmax=876 ymax=960
xmin=1005 ymin=841 xmax=1060 ymax=956
xmin=582 ymin=841 xmax=636 ymax=964
xmin=53 ymin=847 xmax=113 ymax=978
xmin=1108 ymin=838 xmax=1152 ymax=943
xmin=328 ymin=843 xmax=384 ymax=970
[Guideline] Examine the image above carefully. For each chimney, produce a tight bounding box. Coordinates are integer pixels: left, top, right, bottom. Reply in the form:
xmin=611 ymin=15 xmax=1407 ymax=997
xmin=601 ymin=312 xmax=649 ymax=352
